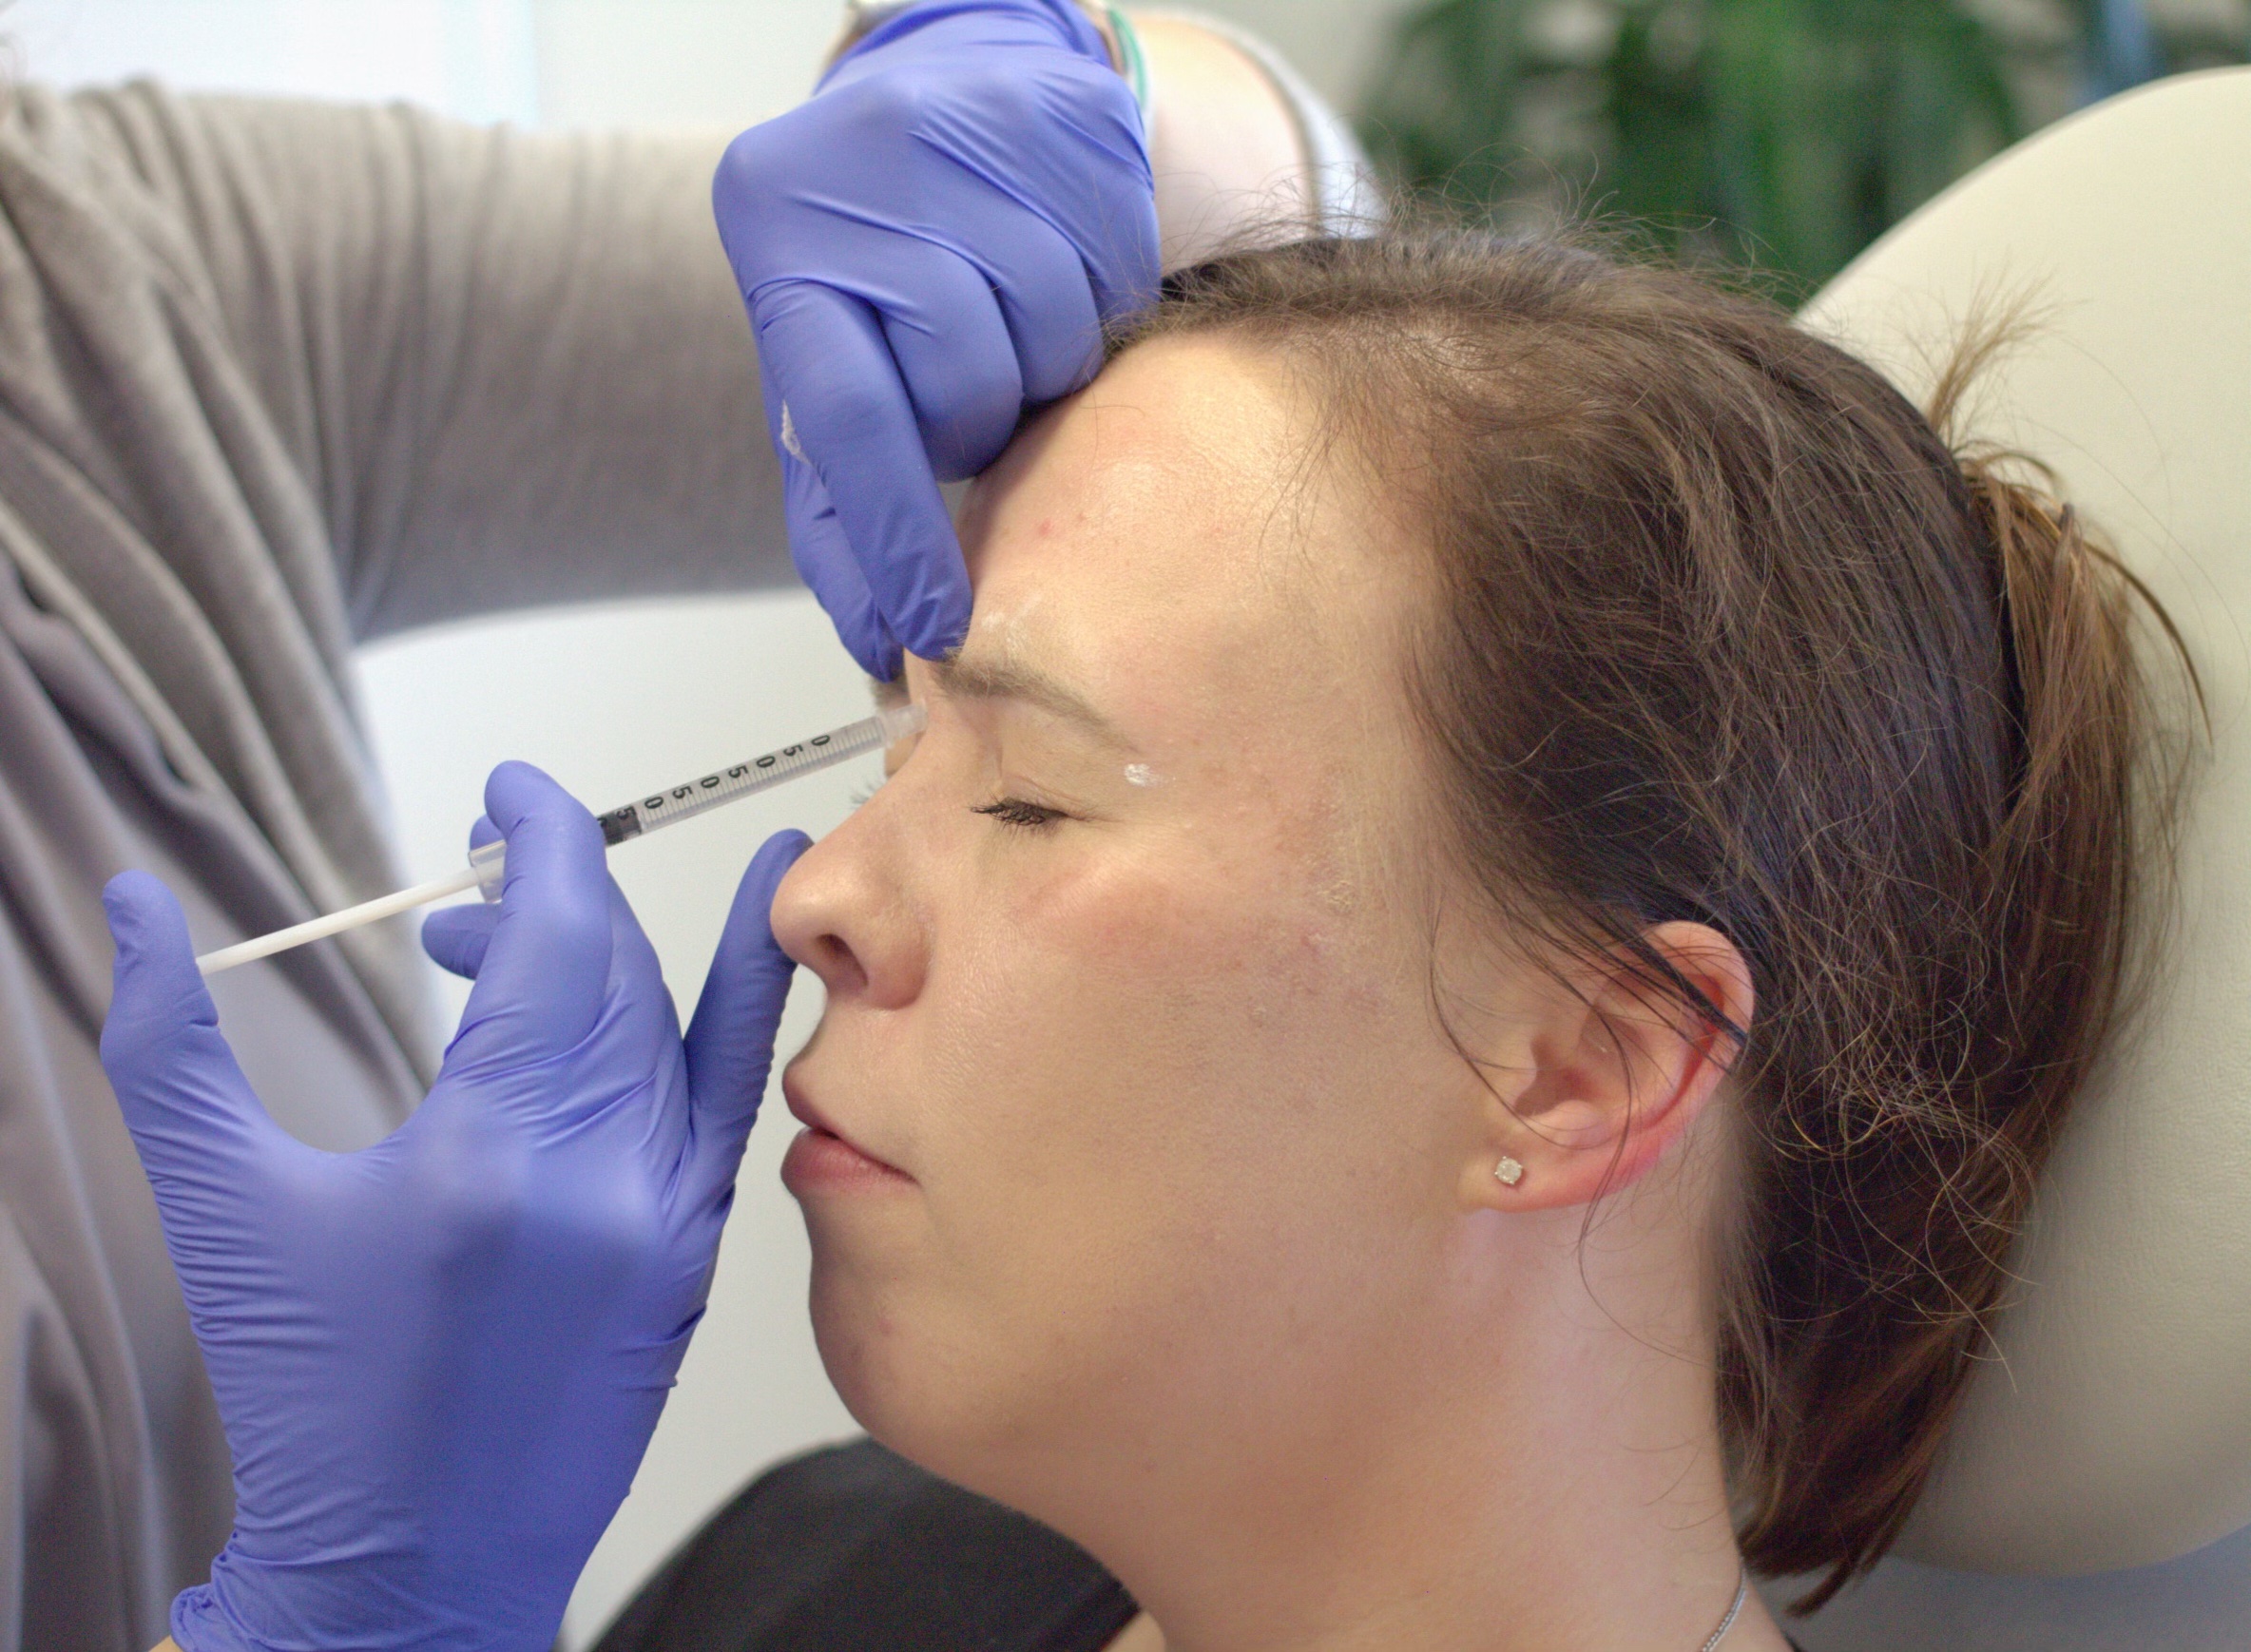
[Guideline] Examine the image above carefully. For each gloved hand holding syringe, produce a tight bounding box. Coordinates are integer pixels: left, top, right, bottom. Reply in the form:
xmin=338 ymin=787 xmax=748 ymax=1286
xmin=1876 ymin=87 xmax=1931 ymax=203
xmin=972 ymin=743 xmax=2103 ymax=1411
xmin=195 ymin=701 xmax=927 ymax=975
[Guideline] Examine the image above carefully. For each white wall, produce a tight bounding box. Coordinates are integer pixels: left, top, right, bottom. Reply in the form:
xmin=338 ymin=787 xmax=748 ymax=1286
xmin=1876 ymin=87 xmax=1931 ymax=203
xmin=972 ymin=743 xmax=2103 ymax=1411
xmin=0 ymin=0 xmax=850 ymax=125
xmin=0 ymin=0 xmax=1410 ymax=1642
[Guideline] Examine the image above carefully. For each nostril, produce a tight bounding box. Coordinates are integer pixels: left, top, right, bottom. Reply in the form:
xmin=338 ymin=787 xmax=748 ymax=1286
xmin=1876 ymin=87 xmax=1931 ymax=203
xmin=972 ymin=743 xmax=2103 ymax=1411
xmin=808 ymin=932 xmax=869 ymax=998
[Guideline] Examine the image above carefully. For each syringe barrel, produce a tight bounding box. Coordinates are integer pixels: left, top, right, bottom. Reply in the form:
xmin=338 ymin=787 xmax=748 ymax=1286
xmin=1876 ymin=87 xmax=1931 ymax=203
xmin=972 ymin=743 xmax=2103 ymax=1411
xmin=593 ymin=702 xmax=922 ymax=846
xmin=464 ymin=701 xmax=925 ymax=903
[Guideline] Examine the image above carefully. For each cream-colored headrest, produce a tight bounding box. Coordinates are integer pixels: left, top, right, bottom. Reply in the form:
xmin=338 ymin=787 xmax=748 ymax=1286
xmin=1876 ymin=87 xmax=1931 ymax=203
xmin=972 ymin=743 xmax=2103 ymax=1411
xmin=1799 ymin=67 xmax=2251 ymax=1576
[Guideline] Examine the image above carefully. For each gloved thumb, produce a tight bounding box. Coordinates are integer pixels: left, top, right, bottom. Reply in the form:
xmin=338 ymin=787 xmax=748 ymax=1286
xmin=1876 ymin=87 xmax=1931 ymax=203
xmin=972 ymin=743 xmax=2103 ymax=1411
xmin=100 ymin=871 xmax=285 ymax=1205
xmin=444 ymin=762 xmax=614 ymax=1073
xmin=682 ymin=830 xmax=811 ymax=1207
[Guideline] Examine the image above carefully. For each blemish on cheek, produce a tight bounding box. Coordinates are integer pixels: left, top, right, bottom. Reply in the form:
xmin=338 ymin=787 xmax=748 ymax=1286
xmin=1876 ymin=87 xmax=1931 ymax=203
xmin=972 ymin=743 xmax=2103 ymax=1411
xmin=1317 ymin=872 xmax=1358 ymax=914
xmin=1124 ymin=763 xmax=1164 ymax=788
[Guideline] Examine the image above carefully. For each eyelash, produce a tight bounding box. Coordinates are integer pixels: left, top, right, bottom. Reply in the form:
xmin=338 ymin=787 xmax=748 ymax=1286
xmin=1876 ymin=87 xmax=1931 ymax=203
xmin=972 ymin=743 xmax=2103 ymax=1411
xmin=972 ymin=797 xmax=1068 ymax=833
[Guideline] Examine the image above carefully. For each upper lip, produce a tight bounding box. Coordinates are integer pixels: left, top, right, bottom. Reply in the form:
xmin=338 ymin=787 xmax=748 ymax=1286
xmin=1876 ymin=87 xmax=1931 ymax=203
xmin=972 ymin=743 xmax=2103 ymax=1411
xmin=781 ymin=1071 xmax=906 ymax=1174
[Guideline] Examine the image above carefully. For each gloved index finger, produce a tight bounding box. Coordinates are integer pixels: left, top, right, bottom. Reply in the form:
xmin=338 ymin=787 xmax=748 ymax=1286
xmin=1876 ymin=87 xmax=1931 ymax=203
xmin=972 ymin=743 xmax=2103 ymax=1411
xmin=751 ymin=279 xmax=972 ymax=663
xmin=682 ymin=830 xmax=811 ymax=1209
xmin=445 ymin=761 xmax=614 ymax=1071
xmin=100 ymin=869 xmax=293 ymax=1190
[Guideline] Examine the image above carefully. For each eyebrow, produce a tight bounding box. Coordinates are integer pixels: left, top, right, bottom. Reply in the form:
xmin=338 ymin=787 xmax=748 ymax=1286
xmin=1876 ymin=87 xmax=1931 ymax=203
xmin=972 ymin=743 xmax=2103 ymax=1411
xmin=930 ymin=653 xmax=1133 ymax=750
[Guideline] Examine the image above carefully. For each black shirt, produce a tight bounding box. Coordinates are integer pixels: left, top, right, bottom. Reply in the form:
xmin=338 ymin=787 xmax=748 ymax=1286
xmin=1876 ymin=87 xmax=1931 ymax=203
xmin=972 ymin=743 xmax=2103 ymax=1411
xmin=594 ymin=1440 xmax=1138 ymax=1652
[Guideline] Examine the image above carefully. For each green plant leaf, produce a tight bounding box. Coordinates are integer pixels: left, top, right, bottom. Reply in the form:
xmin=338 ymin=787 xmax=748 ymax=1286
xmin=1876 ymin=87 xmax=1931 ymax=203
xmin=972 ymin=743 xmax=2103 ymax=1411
xmin=1355 ymin=0 xmax=2216 ymax=288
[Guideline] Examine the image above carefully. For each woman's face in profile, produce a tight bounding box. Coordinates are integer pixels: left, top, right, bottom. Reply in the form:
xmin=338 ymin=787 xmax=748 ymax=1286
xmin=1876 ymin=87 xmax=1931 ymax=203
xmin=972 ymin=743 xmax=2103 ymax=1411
xmin=770 ymin=337 xmax=1504 ymax=1510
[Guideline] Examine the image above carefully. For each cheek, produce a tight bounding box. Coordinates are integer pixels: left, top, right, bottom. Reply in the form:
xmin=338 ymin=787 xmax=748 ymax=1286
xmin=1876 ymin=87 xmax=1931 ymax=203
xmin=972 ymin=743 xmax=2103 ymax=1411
xmin=912 ymin=828 xmax=1433 ymax=1312
xmin=947 ymin=833 xmax=1383 ymax=1109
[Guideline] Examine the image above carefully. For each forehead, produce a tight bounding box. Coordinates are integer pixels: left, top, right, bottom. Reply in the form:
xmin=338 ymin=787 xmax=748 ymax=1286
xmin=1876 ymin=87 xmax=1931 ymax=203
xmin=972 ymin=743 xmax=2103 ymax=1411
xmin=952 ymin=336 xmax=1412 ymax=739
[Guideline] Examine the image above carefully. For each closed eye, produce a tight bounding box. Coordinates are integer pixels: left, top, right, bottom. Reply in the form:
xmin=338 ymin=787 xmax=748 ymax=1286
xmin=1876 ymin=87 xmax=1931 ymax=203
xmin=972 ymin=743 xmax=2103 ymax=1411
xmin=972 ymin=797 xmax=1068 ymax=832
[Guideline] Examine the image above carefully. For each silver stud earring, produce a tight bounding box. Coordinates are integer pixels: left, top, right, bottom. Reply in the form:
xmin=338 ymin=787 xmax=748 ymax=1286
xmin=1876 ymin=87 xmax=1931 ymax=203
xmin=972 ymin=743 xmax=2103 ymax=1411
xmin=1493 ymin=1156 xmax=1524 ymax=1187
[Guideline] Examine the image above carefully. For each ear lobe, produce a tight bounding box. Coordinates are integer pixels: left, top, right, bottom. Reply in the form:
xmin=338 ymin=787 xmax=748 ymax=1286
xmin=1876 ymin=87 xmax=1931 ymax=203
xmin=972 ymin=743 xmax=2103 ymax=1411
xmin=1459 ymin=921 xmax=1753 ymax=1215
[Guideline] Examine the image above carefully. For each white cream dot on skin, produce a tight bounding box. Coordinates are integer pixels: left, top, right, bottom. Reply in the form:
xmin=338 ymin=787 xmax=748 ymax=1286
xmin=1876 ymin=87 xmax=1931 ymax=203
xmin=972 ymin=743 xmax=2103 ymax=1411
xmin=976 ymin=592 xmax=1045 ymax=660
xmin=1124 ymin=763 xmax=1163 ymax=787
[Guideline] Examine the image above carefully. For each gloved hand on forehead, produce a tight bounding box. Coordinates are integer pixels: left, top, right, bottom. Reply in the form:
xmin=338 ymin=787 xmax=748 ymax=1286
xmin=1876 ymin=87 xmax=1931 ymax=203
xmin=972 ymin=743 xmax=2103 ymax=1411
xmin=99 ymin=764 xmax=807 ymax=1652
xmin=713 ymin=0 xmax=1159 ymax=679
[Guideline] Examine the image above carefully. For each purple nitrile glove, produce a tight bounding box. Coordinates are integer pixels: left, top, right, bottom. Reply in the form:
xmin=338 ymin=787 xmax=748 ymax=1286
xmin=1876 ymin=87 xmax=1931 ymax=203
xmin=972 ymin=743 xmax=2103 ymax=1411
xmin=100 ymin=761 xmax=808 ymax=1652
xmin=714 ymin=0 xmax=1159 ymax=678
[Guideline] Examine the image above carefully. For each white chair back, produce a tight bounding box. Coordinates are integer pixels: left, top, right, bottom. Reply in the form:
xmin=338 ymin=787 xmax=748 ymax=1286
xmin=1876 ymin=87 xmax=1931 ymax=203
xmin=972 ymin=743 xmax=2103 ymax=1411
xmin=1801 ymin=67 xmax=2251 ymax=1578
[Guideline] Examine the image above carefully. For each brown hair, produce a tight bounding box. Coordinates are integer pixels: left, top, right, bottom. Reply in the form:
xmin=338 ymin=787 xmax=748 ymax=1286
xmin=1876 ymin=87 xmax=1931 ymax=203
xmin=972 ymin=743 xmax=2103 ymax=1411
xmin=1114 ymin=230 xmax=2188 ymax=1606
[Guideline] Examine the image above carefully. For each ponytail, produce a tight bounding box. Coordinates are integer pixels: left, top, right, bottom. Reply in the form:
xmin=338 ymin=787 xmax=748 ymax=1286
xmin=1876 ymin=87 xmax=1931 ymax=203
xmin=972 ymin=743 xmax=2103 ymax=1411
xmin=1730 ymin=332 xmax=2192 ymax=1604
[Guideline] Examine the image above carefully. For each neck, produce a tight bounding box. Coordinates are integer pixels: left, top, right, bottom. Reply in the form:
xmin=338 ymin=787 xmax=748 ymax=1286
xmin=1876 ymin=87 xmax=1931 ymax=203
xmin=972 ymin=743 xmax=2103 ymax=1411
xmin=1039 ymin=1207 xmax=1794 ymax=1652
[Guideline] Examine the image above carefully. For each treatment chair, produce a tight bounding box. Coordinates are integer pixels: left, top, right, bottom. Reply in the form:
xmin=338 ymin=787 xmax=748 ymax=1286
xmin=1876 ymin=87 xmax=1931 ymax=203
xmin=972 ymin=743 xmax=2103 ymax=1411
xmin=1780 ymin=66 xmax=2251 ymax=1651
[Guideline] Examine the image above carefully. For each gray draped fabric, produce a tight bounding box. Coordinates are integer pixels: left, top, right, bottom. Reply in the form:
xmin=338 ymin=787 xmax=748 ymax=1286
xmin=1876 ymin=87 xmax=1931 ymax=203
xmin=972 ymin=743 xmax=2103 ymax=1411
xmin=0 ymin=83 xmax=786 ymax=1651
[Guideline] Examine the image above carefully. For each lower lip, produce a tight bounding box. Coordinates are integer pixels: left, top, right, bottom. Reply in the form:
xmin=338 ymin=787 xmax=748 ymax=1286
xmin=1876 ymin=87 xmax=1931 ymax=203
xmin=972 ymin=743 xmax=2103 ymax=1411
xmin=780 ymin=1126 xmax=914 ymax=1193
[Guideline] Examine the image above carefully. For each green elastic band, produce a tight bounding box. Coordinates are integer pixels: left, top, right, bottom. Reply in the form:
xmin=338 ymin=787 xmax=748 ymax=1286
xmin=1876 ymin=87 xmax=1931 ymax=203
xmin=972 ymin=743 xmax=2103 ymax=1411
xmin=1105 ymin=6 xmax=1152 ymax=128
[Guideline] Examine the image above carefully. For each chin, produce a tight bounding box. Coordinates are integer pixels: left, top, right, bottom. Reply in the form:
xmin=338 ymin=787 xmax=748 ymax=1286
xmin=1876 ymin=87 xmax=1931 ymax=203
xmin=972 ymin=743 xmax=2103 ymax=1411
xmin=806 ymin=1252 xmax=962 ymax=1458
xmin=804 ymin=1255 xmax=1068 ymax=1512
xmin=804 ymin=1257 xmax=898 ymax=1430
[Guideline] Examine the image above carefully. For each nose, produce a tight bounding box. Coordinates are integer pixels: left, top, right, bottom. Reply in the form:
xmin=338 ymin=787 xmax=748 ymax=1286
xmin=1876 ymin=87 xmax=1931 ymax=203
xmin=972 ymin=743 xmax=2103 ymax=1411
xmin=769 ymin=803 xmax=926 ymax=1010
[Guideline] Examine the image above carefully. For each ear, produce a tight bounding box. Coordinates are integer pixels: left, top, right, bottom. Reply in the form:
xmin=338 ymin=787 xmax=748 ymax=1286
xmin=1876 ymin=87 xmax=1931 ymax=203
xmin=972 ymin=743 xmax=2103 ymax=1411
xmin=1457 ymin=922 xmax=1754 ymax=1214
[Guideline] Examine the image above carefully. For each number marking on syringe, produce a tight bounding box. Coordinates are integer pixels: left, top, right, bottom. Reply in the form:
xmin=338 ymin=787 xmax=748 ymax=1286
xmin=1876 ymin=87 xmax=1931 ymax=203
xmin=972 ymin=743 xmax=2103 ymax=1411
xmin=597 ymin=729 xmax=865 ymax=844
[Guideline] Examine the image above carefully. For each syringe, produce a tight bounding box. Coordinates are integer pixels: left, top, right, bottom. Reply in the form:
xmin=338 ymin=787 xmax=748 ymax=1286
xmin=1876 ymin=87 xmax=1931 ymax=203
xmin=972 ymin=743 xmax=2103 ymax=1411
xmin=195 ymin=702 xmax=927 ymax=976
